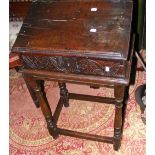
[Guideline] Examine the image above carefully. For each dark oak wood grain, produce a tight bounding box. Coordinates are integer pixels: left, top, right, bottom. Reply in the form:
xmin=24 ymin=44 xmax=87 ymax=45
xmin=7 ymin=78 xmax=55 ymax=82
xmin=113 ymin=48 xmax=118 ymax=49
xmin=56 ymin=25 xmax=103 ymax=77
xmin=9 ymin=1 xmax=32 ymax=21
xmin=12 ymin=0 xmax=133 ymax=60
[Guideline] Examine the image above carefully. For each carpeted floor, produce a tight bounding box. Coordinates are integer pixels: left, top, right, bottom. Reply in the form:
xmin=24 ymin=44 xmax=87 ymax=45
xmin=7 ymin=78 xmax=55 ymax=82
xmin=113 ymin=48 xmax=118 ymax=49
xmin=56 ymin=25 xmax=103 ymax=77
xmin=9 ymin=70 xmax=146 ymax=155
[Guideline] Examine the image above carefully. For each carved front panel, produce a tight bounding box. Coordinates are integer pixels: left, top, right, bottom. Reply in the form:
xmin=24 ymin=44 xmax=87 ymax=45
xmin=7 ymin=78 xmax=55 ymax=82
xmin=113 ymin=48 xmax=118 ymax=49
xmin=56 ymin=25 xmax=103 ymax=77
xmin=21 ymin=55 xmax=125 ymax=78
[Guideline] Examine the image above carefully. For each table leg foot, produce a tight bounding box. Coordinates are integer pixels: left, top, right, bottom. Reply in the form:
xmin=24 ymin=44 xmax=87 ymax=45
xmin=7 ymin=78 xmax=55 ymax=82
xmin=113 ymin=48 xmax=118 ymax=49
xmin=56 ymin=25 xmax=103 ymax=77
xmin=46 ymin=116 xmax=59 ymax=139
xmin=113 ymin=128 xmax=121 ymax=151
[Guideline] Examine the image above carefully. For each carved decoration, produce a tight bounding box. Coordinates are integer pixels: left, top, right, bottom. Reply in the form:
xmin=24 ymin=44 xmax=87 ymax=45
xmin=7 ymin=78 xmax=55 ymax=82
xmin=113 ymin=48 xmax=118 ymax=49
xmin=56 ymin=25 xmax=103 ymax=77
xmin=21 ymin=55 xmax=125 ymax=78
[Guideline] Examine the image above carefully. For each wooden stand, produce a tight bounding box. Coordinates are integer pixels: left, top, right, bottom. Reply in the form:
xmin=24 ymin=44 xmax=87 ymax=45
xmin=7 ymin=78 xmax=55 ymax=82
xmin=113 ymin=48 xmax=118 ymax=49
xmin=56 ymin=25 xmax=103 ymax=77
xmin=22 ymin=70 xmax=127 ymax=151
xmin=11 ymin=0 xmax=134 ymax=151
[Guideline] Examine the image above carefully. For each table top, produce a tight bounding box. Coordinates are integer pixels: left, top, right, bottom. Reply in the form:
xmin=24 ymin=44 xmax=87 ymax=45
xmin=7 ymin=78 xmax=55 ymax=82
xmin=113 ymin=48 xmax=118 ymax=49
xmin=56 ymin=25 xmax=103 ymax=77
xmin=12 ymin=0 xmax=133 ymax=60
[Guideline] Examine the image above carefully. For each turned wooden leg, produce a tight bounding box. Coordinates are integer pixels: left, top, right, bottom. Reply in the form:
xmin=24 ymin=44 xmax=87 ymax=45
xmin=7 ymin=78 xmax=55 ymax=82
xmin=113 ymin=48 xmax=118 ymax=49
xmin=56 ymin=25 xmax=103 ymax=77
xmin=24 ymin=77 xmax=40 ymax=108
xmin=24 ymin=75 xmax=59 ymax=139
xmin=113 ymin=85 xmax=125 ymax=151
xmin=58 ymin=82 xmax=69 ymax=107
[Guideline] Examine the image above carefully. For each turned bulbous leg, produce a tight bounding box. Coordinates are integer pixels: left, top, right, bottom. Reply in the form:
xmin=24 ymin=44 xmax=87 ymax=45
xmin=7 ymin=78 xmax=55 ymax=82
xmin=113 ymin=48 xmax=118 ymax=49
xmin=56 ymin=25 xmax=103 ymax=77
xmin=113 ymin=85 xmax=125 ymax=151
xmin=58 ymin=82 xmax=69 ymax=107
xmin=24 ymin=75 xmax=59 ymax=139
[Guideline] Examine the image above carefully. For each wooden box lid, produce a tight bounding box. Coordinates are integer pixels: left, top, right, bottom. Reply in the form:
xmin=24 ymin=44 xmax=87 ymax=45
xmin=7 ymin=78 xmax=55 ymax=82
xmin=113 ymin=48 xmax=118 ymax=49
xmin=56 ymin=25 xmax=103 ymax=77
xmin=12 ymin=0 xmax=133 ymax=60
